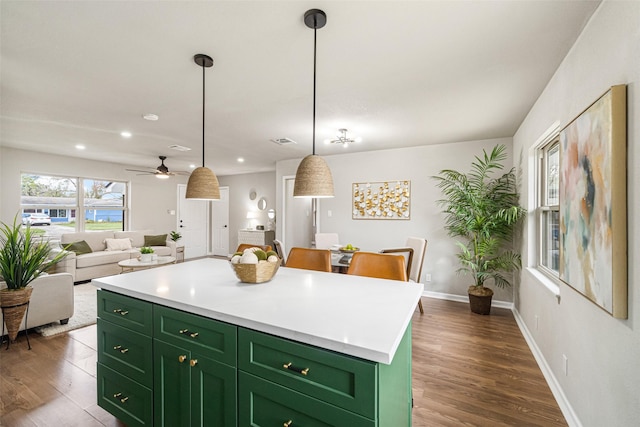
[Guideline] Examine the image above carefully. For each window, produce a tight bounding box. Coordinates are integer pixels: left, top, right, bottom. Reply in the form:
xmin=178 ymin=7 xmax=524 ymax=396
xmin=537 ymin=138 xmax=560 ymax=274
xmin=20 ymin=174 xmax=128 ymax=237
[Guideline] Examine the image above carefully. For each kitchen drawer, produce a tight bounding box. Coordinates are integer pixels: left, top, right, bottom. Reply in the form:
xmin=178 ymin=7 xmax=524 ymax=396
xmin=97 ymin=318 xmax=153 ymax=387
xmin=97 ymin=290 xmax=152 ymax=335
xmin=239 ymin=371 xmax=374 ymax=427
xmin=238 ymin=328 xmax=376 ymax=419
xmin=154 ymin=304 xmax=236 ymax=367
xmin=97 ymin=363 xmax=153 ymax=427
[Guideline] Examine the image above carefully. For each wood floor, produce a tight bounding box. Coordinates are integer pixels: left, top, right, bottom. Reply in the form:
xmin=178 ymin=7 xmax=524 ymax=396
xmin=0 ymin=298 xmax=566 ymax=426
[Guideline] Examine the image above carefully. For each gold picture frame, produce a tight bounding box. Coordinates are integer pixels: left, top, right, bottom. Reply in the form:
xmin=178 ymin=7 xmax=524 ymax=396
xmin=352 ymin=181 xmax=411 ymax=220
xmin=559 ymin=84 xmax=627 ymax=318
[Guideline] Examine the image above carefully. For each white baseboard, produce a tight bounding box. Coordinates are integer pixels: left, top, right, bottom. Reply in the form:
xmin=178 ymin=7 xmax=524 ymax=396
xmin=422 ymin=290 xmax=513 ymax=309
xmin=511 ymin=309 xmax=582 ymax=427
xmin=422 ymin=290 xmax=581 ymax=427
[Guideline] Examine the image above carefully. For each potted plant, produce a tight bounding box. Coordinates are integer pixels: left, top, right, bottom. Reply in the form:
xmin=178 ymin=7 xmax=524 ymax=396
xmin=0 ymin=215 xmax=67 ymax=342
xmin=433 ymin=144 xmax=525 ymax=314
xmin=139 ymin=246 xmax=154 ymax=262
xmin=169 ymin=231 xmax=182 ymax=242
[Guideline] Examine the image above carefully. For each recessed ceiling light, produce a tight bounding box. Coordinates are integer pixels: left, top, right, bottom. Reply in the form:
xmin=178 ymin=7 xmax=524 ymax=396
xmin=75 ymin=144 xmax=86 ymax=150
xmin=143 ymin=113 xmax=159 ymax=121
xmin=237 ymin=157 xmax=245 ymax=163
xmin=189 ymin=164 xmax=196 ymax=169
xmin=120 ymin=131 xmax=132 ymax=138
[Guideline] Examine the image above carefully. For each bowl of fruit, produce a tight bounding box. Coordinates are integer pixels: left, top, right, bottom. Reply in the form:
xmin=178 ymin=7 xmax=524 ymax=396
xmin=229 ymin=247 xmax=281 ymax=283
xmin=339 ymin=243 xmax=359 ymax=253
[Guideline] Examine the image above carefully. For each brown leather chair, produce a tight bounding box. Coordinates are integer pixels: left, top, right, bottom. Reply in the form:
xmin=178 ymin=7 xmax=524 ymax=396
xmin=347 ymin=251 xmax=408 ymax=281
xmin=237 ymin=243 xmax=272 ymax=253
xmin=285 ymin=247 xmax=332 ymax=272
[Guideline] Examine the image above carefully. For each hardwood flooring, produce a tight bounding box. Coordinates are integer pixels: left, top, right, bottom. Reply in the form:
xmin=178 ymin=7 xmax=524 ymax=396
xmin=0 ymin=298 xmax=565 ymax=426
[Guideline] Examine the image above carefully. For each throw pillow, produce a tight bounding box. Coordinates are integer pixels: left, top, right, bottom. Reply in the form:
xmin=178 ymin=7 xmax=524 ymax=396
xmin=105 ymin=238 xmax=133 ymax=251
xmin=65 ymin=240 xmax=93 ymax=255
xmin=144 ymin=234 xmax=167 ymax=247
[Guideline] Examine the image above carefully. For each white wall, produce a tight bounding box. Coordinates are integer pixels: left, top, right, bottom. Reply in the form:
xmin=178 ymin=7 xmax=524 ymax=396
xmin=513 ymin=1 xmax=640 ymax=426
xmin=277 ymin=137 xmax=515 ymax=303
xmin=218 ymin=171 xmax=276 ymax=252
xmin=0 ymin=147 xmax=186 ymax=235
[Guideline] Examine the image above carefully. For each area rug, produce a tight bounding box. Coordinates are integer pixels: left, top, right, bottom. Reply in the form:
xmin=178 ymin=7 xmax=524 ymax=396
xmin=35 ymin=283 xmax=97 ymax=337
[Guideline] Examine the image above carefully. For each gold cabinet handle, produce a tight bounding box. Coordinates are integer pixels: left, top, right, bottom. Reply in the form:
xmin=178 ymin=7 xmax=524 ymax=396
xmin=179 ymin=328 xmax=199 ymax=339
xmin=113 ymin=393 xmax=128 ymax=403
xmin=178 ymin=355 xmax=187 ymax=363
xmin=284 ymin=421 xmax=293 ymax=427
xmin=282 ymin=362 xmax=309 ymax=376
xmin=113 ymin=345 xmax=128 ymax=354
xmin=112 ymin=308 xmax=129 ymax=316
xmin=189 ymin=359 xmax=198 ymax=367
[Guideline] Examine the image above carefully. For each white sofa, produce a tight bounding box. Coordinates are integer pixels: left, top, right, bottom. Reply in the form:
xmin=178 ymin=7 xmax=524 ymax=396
xmin=0 ymin=273 xmax=74 ymax=331
xmin=52 ymin=230 xmax=176 ymax=282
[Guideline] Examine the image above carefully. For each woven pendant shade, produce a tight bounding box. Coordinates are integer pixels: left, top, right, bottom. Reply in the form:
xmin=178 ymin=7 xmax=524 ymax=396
xmin=293 ymin=154 xmax=334 ymax=198
xmin=185 ymin=166 xmax=220 ymax=199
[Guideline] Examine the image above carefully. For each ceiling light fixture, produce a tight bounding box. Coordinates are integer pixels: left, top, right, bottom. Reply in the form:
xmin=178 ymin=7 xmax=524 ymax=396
xmin=293 ymin=9 xmax=334 ymax=198
xmin=75 ymin=144 xmax=86 ymax=150
xmin=324 ymin=128 xmax=362 ymax=148
xmin=120 ymin=131 xmax=132 ymax=138
xmin=185 ymin=53 xmax=220 ymax=200
xmin=142 ymin=113 xmax=159 ymax=121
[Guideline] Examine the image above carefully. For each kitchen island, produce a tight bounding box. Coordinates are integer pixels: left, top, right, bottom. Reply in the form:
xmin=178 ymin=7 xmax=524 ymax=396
xmin=93 ymin=258 xmax=423 ymax=426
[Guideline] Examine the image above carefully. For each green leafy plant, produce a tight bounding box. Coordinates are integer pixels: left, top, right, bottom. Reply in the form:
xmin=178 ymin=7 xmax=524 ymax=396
xmin=169 ymin=231 xmax=182 ymax=242
xmin=139 ymin=246 xmax=154 ymax=254
xmin=433 ymin=144 xmax=525 ymax=295
xmin=0 ymin=215 xmax=68 ymax=290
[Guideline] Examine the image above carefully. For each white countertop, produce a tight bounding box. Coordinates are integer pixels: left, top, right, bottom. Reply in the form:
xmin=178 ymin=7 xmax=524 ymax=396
xmin=92 ymin=258 xmax=423 ymax=364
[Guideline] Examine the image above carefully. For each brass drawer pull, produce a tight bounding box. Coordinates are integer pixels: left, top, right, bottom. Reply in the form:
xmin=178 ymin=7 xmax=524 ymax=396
xmin=120 ymin=396 xmax=129 ymax=403
xmin=113 ymin=308 xmax=129 ymax=316
xmin=283 ymin=362 xmax=309 ymax=376
xmin=178 ymin=355 xmax=187 ymax=363
xmin=113 ymin=392 xmax=122 ymax=398
xmin=284 ymin=421 xmax=293 ymax=427
xmin=113 ymin=393 xmax=129 ymax=403
xmin=190 ymin=359 xmax=198 ymax=367
xmin=179 ymin=329 xmax=199 ymax=338
xmin=113 ymin=345 xmax=129 ymax=354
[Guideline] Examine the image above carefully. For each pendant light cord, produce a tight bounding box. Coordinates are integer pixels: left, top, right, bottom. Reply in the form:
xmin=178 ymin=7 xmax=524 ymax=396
xmin=201 ymin=63 xmax=206 ymax=167
xmin=312 ymin=23 xmax=317 ymax=156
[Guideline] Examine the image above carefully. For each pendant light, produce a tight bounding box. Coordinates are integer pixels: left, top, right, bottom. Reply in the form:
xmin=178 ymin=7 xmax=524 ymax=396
xmin=186 ymin=53 xmax=220 ymax=200
xmin=293 ymin=9 xmax=335 ymax=198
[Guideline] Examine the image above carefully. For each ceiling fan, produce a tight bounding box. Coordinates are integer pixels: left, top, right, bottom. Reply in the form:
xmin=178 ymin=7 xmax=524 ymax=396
xmin=126 ymin=156 xmax=189 ymax=179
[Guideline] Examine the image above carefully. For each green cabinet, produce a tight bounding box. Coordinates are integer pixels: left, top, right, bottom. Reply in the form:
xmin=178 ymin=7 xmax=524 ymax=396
xmin=153 ymin=306 xmax=237 ymax=427
xmin=97 ymin=290 xmax=413 ymax=426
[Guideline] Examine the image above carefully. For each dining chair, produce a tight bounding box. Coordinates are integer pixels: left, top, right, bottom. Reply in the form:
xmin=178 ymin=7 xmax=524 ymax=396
xmin=405 ymin=237 xmax=427 ymax=314
xmin=314 ymin=233 xmax=340 ymax=249
xmin=273 ymin=239 xmax=286 ymax=266
xmin=236 ymin=243 xmax=272 ymax=253
xmin=285 ymin=247 xmax=332 ymax=272
xmin=379 ymin=247 xmax=414 ymax=280
xmin=346 ymin=252 xmax=408 ymax=281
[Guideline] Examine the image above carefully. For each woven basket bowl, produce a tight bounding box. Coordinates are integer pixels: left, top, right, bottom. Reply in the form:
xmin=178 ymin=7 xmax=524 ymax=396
xmin=230 ymin=259 xmax=281 ymax=284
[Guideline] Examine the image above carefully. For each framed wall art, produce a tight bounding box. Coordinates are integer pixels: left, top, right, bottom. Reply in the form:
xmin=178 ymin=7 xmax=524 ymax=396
xmin=352 ymin=181 xmax=410 ymax=220
xmin=559 ymin=84 xmax=627 ymax=318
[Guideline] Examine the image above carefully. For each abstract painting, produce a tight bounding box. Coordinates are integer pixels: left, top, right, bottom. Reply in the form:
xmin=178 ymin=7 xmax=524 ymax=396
xmin=352 ymin=181 xmax=411 ymax=220
xmin=559 ymin=85 xmax=627 ymax=318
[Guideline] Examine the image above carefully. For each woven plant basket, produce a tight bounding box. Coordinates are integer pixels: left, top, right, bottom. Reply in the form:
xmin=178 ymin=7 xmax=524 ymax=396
xmin=1 ymin=286 xmax=33 ymax=341
xmin=230 ymin=260 xmax=281 ymax=284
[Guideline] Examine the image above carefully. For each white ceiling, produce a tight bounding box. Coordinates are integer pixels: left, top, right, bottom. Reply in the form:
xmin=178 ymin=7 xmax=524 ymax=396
xmin=0 ymin=1 xmax=600 ymax=176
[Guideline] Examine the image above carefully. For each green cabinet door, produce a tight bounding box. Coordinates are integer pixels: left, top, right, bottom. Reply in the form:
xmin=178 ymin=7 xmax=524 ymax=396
xmin=154 ymin=339 xmax=237 ymax=427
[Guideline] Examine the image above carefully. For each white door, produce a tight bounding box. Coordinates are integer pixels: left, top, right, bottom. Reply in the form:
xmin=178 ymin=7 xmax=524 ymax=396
xmin=283 ymin=176 xmax=313 ymax=251
xmin=212 ymin=186 xmax=230 ymax=256
xmin=177 ymin=184 xmax=208 ymax=259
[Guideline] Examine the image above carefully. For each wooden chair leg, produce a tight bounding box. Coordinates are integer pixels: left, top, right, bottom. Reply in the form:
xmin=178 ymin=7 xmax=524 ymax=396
xmin=418 ymin=298 xmax=424 ymax=314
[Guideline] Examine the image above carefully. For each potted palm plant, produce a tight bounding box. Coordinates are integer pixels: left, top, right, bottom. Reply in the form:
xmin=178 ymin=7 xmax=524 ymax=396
xmin=0 ymin=215 xmax=67 ymax=342
xmin=433 ymin=144 xmax=525 ymax=314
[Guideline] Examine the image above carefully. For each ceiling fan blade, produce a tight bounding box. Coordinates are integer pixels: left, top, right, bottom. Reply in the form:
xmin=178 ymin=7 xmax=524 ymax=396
xmin=126 ymin=169 xmax=156 ymax=174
